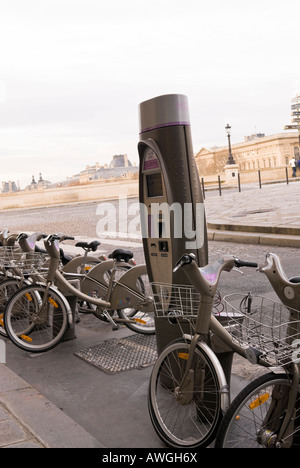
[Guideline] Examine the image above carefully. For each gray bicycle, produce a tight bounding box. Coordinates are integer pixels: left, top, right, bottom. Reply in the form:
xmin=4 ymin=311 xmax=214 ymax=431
xmin=148 ymin=252 xmax=300 ymax=448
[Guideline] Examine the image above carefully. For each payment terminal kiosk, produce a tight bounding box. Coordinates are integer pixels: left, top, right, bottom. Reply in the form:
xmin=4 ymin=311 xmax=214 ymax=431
xmin=138 ymin=94 xmax=209 ymax=353
xmin=138 ymin=94 xmax=208 ymax=285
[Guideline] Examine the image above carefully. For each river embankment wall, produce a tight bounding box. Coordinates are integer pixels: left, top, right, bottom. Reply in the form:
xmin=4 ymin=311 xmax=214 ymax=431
xmin=0 ymin=180 xmax=139 ymax=210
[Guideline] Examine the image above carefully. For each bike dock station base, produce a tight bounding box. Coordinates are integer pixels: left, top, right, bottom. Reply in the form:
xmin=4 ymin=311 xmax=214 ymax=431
xmin=63 ymin=294 xmax=77 ymax=341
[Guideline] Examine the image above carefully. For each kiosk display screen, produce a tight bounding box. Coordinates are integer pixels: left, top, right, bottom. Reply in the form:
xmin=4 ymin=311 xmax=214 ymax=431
xmin=146 ymin=173 xmax=163 ymax=197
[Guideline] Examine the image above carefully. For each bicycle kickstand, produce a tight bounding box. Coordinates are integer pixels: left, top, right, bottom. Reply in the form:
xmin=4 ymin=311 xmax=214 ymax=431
xmin=102 ymin=310 xmax=119 ymax=331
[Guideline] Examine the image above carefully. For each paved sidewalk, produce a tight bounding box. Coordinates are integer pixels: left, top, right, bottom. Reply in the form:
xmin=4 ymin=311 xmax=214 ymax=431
xmin=204 ymin=180 xmax=300 ymax=246
xmin=0 ymin=364 xmax=103 ymax=448
xmin=0 ymin=180 xmax=299 ymax=448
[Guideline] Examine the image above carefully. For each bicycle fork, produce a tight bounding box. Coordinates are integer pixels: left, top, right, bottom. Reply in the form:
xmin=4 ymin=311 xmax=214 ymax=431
xmin=174 ymin=334 xmax=201 ymax=406
xmin=174 ymin=333 xmax=230 ymax=413
xmin=258 ymin=364 xmax=300 ymax=448
xmin=30 ymin=282 xmax=73 ymax=327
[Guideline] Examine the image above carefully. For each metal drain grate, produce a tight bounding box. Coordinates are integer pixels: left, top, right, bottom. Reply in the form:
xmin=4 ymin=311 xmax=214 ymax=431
xmin=74 ymin=334 xmax=157 ymax=374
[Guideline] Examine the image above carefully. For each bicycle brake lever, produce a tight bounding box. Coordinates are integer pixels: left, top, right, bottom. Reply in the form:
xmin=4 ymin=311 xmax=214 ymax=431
xmin=232 ymin=267 xmax=244 ymax=275
xmin=173 ymin=253 xmax=196 ymax=272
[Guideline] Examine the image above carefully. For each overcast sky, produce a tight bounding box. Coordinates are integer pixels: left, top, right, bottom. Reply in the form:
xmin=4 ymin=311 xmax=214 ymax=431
xmin=0 ymin=0 xmax=299 ymax=188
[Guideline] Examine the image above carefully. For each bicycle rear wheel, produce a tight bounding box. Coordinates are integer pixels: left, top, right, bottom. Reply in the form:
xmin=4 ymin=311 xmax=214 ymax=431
xmin=215 ymin=372 xmax=300 ymax=448
xmin=148 ymin=339 xmax=223 ymax=448
xmin=4 ymin=284 xmax=69 ymax=352
xmin=118 ymin=273 xmax=155 ymax=335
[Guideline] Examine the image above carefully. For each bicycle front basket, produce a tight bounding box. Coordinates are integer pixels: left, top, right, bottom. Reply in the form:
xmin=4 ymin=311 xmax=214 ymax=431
xmin=151 ymin=283 xmax=200 ymax=320
xmin=223 ymin=293 xmax=300 ymax=366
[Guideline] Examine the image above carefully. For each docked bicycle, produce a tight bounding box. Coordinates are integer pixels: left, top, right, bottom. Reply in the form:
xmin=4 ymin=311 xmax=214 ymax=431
xmin=148 ymin=252 xmax=300 ymax=449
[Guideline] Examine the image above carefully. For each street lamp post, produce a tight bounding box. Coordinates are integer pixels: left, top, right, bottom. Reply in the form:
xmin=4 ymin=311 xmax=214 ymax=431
xmin=284 ymin=94 xmax=300 ymax=148
xmin=225 ymin=124 xmax=236 ymax=164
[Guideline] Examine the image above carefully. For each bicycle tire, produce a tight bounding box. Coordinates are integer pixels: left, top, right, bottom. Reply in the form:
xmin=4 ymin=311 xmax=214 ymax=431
xmin=0 ymin=278 xmax=24 ymax=337
xmin=215 ymin=372 xmax=300 ymax=448
xmin=4 ymin=283 xmax=69 ymax=352
xmin=118 ymin=273 xmax=155 ymax=335
xmin=148 ymin=339 xmax=223 ymax=448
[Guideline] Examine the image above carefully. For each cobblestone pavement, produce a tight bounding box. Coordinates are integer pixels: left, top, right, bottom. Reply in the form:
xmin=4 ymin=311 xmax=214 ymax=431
xmin=204 ymin=181 xmax=300 ymax=234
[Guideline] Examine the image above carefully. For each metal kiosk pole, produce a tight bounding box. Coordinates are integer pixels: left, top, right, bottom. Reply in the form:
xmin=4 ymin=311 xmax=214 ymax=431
xmin=138 ymin=94 xmax=234 ymax=384
xmin=138 ymin=94 xmax=208 ymax=351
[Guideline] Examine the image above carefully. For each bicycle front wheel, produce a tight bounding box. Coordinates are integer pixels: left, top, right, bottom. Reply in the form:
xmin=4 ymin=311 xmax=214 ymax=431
xmin=0 ymin=278 xmax=23 ymax=337
xmin=4 ymin=284 xmax=69 ymax=352
xmin=215 ymin=372 xmax=300 ymax=448
xmin=148 ymin=339 xmax=223 ymax=448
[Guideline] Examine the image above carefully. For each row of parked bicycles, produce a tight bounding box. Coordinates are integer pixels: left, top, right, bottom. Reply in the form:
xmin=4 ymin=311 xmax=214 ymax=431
xmin=2 ymin=226 xmax=300 ymax=448
xmin=0 ymin=228 xmax=155 ymax=353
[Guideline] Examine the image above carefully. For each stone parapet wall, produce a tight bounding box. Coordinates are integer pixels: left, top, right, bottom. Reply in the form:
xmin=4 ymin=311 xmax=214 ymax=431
xmin=0 ymin=179 xmax=139 ymax=210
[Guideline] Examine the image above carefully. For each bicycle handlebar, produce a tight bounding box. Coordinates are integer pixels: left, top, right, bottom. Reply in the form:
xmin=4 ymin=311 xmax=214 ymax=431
xmin=173 ymin=253 xmax=257 ymax=273
xmin=48 ymin=234 xmax=75 ymax=242
xmin=233 ymin=259 xmax=258 ymax=268
xmin=173 ymin=253 xmax=258 ymax=297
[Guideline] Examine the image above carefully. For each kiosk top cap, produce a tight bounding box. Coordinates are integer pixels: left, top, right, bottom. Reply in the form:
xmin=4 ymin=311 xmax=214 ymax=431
xmin=139 ymin=94 xmax=190 ymax=133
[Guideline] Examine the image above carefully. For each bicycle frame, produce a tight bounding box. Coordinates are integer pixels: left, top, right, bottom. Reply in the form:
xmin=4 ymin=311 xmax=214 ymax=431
xmin=42 ymin=235 xmax=153 ymax=328
xmin=54 ymin=262 xmax=152 ymax=313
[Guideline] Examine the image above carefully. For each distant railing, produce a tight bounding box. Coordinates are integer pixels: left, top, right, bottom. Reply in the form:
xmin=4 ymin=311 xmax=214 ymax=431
xmin=201 ymin=167 xmax=298 ymax=198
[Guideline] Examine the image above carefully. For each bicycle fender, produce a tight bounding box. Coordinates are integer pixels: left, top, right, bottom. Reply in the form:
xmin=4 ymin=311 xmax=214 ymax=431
xmin=80 ymin=259 xmax=114 ymax=298
xmin=110 ymin=264 xmax=151 ymax=311
xmin=183 ymin=334 xmax=230 ymax=413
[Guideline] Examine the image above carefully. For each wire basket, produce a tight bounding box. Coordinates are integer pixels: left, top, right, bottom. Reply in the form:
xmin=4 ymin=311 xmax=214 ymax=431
xmin=151 ymin=283 xmax=199 ymax=336
xmin=0 ymin=247 xmax=49 ymax=275
xmin=223 ymin=293 xmax=300 ymax=366
xmin=151 ymin=282 xmax=200 ymax=322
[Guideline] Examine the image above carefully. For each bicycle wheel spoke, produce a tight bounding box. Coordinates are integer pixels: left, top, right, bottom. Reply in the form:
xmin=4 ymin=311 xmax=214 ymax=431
xmin=149 ymin=340 xmax=222 ymax=448
xmin=216 ymin=373 xmax=300 ymax=448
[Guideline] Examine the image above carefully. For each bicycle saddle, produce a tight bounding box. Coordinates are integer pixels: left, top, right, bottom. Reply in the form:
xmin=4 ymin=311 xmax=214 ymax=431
xmin=290 ymin=277 xmax=300 ymax=284
xmin=75 ymin=240 xmax=100 ymax=252
xmin=108 ymin=249 xmax=133 ymax=263
xmin=59 ymin=248 xmax=73 ymax=265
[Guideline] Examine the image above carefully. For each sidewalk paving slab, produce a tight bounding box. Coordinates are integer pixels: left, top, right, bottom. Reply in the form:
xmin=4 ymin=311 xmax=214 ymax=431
xmin=0 ymin=364 xmax=104 ymax=448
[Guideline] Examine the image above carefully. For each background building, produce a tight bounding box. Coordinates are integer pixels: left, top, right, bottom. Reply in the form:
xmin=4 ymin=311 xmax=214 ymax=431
xmin=195 ymin=132 xmax=299 ymax=182
xmin=1 ymin=181 xmax=19 ymax=193
xmin=62 ymin=154 xmax=138 ymax=186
